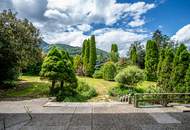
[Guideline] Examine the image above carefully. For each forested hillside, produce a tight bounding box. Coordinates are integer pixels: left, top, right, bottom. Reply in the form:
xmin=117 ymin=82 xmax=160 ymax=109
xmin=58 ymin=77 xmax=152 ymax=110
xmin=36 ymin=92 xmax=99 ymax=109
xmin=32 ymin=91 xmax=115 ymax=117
xmin=41 ymin=40 xmax=109 ymax=58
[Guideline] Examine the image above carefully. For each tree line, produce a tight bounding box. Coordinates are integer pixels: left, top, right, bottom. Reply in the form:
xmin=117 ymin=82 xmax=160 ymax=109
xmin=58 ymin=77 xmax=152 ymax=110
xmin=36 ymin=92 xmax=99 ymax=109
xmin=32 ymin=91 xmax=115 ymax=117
xmin=129 ymin=30 xmax=190 ymax=93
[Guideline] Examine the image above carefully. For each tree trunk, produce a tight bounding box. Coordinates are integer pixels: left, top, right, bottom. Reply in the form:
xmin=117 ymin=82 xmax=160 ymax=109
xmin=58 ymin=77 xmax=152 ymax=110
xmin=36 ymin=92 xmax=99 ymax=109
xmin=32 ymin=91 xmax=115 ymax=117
xmin=50 ymin=80 xmax=55 ymax=94
xmin=60 ymin=80 xmax=64 ymax=89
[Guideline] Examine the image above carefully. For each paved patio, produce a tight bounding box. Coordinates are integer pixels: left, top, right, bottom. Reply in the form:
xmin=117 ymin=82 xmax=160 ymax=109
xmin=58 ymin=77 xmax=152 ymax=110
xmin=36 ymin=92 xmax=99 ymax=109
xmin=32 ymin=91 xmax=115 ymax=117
xmin=0 ymin=98 xmax=190 ymax=130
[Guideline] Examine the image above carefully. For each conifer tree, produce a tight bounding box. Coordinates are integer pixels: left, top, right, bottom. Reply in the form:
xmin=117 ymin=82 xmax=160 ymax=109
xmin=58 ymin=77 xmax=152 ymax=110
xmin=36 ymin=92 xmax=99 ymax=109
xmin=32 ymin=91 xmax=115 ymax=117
xmin=170 ymin=48 xmax=190 ymax=92
xmin=185 ymin=65 xmax=190 ymax=92
xmin=145 ymin=40 xmax=159 ymax=81
xmin=83 ymin=39 xmax=91 ymax=76
xmin=157 ymin=48 xmax=174 ymax=92
xmin=82 ymin=39 xmax=87 ymax=58
xmin=40 ymin=47 xmax=77 ymax=96
xmin=111 ymin=44 xmax=118 ymax=52
xmin=130 ymin=46 xmax=138 ymax=65
xmin=173 ymin=44 xmax=187 ymax=67
xmin=110 ymin=43 xmax=119 ymax=62
xmin=89 ymin=35 xmax=97 ymax=75
xmin=157 ymin=48 xmax=165 ymax=77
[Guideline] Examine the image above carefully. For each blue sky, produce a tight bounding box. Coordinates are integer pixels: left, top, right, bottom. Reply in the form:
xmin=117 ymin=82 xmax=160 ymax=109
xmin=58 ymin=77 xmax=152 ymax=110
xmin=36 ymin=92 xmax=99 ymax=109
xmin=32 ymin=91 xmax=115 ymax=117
xmin=0 ymin=0 xmax=190 ymax=55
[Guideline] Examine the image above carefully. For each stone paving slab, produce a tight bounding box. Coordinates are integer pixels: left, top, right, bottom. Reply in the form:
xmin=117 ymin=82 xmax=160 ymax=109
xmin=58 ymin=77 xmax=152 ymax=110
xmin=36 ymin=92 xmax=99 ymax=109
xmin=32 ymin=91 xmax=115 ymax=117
xmin=149 ymin=113 xmax=181 ymax=124
xmin=1 ymin=98 xmax=190 ymax=130
xmin=174 ymin=106 xmax=190 ymax=112
xmin=1 ymin=113 xmax=190 ymax=130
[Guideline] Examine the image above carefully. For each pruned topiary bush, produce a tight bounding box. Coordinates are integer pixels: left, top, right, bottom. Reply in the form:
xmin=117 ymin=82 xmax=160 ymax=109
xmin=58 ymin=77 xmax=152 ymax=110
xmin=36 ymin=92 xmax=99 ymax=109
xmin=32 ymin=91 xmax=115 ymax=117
xmin=102 ymin=62 xmax=117 ymax=81
xmin=115 ymin=66 xmax=144 ymax=85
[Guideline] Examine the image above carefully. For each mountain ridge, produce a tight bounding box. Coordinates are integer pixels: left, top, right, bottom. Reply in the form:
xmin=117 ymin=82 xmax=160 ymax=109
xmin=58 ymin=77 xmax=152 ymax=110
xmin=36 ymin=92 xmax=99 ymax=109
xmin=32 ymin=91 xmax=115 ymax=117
xmin=40 ymin=40 xmax=109 ymax=58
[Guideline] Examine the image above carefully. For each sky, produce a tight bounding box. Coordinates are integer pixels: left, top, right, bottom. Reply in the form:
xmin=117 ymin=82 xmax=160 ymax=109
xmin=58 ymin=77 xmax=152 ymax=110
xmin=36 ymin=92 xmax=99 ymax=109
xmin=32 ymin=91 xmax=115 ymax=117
xmin=0 ymin=0 xmax=190 ymax=56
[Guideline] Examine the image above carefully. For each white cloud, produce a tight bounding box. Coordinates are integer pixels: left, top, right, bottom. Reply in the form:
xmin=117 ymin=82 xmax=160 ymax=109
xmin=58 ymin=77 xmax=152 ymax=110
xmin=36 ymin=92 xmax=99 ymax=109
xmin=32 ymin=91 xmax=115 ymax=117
xmin=45 ymin=0 xmax=155 ymax=26
xmin=94 ymin=28 xmax=148 ymax=56
xmin=171 ymin=24 xmax=190 ymax=44
xmin=11 ymin=0 xmax=47 ymax=20
xmin=0 ymin=0 xmax=154 ymax=55
xmin=43 ymin=31 xmax=88 ymax=47
xmin=128 ymin=19 xmax=145 ymax=27
xmin=77 ymin=24 xmax=92 ymax=32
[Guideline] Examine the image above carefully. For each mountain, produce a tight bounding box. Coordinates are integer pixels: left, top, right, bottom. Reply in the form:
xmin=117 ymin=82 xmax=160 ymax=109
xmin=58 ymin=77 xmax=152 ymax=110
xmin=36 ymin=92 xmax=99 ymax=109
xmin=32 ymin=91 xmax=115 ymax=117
xmin=40 ymin=40 xmax=109 ymax=58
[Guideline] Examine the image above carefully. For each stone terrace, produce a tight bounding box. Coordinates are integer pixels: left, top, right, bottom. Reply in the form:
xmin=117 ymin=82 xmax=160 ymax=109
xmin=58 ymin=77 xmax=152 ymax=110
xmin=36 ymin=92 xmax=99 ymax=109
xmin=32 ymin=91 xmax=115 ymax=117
xmin=0 ymin=98 xmax=190 ymax=130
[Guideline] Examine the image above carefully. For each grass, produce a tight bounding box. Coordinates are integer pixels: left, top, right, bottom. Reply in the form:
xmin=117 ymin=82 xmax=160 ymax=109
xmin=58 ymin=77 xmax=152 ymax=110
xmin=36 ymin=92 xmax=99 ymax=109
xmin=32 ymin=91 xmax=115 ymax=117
xmin=78 ymin=76 xmax=118 ymax=101
xmin=1 ymin=76 xmax=50 ymax=99
xmin=1 ymin=75 xmax=156 ymax=102
xmin=1 ymin=76 xmax=118 ymax=102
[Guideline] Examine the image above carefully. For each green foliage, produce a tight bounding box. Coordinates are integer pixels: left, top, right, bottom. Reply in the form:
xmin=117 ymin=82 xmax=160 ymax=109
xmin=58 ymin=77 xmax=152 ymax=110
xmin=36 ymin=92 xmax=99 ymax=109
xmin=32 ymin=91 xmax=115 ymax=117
xmin=40 ymin=47 xmax=63 ymax=81
xmin=173 ymin=44 xmax=187 ymax=67
xmin=157 ymin=48 xmax=174 ymax=92
xmin=185 ymin=65 xmax=190 ymax=92
xmin=130 ymin=46 xmax=138 ymax=65
xmin=108 ymin=85 xmax=142 ymax=97
xmin=157 ymin=48 xmax=165 ymax=77
xmin=108 ymin=86 xmax=130 ymax=97
xmin=82 ymin=39 xmax=87 ymax=58
xmin=111 ymin=44 xmax=118 ymax=52
xmin=152 ymin=29 xmax=171 ymax=48
xmin=128 ymin=42 xmax=145 ymax=69
xmin=22 ymin=53 xmax=44 ymax=75
xmin=89 ymin=35 xmax=97 ymax=66
xmin=77 ymin=81 xmax=97 ymax=98
xmin=0 ymin=10 xmax=41 ymax=83
xmin=110 ymin=52 xmax=119 ymax=63
xmin=110 ymin=44 xmax=119 ymax=63
xmin=102 ymin=62 xmax=117 ymax=81
xmin=83 ymin=39 xmax=90 ymax=76
xmin=89 ymin=35 xmax=97 ymax=75
xmin=115 ymin=57 xmax=128 ymax=72
xmin=3 ymin=82 xmax=50 ymax=98
xmin=40 ymin=47 xmax=77 ymax=100
xmin=93 ymin=70 xmax=103 ymax=79
xmin=97 ymin=53 xmax=106 ymax=64
xmin=82 ymin=36 xmax=97 ymax=77
xmin=145 ymin=40 xmax=159 ymax=81
xmin=73 ymin=55 xmax=83 ymax=76
xmin=57 ymin=81 xmax=97 ymax=102
xmin=115 ymin=66 xmax=144 ymax=85
xmin=170 ymin=47 xmax=190 ymax=92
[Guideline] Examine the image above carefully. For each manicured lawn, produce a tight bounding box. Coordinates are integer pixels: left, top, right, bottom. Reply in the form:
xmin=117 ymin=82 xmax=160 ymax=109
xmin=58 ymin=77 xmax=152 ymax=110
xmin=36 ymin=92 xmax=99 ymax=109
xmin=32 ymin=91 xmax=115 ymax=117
xmin=1 ymin=76 xmax=50 ymax=98
xmin=78 ymin=77 xmax=118 ymax=101
xmin=1 ymin=76 xmax=118 ymax=101
xmin=1 ymin=76 xmax=156 ymax=101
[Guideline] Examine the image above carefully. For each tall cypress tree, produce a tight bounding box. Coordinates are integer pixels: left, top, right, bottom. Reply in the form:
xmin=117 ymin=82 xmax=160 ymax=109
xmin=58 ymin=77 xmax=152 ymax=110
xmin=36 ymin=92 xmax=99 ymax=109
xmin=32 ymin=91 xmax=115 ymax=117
xmin=173 ymin=44 xmax=187 ymax=67
xmin=157 ymin=48 xmax=174 ymax=92
xmin=110 ymin=43 xmax=119 ymax=63
xmin=111 ymin=44 xmax=118 ymax=52
xmin=145 ymin=40 xmax=159 ymax=81
xmin=83 ymin=39 xmax=91 ymax=76
xmin=157 ymin=48 xmax=165 ymax=77
xmin=170 ymin=48 xmax=190 ymax=92
xmin=82 ymin=39 xmax=87 ymax=58
xmin=89 ymin=35 xmax=97 ymax=74
xmin=90 ymin=35 xmax=97 ymax=65
xmin=130 ymin=46 xmax=138 ymax=65
xmin=185 ymin=65 xmax=190 ymax=92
